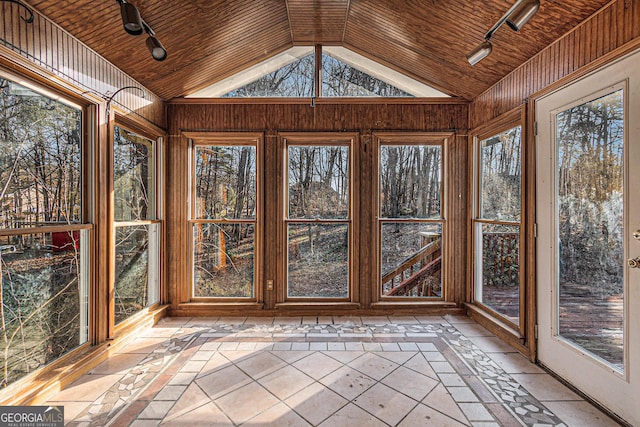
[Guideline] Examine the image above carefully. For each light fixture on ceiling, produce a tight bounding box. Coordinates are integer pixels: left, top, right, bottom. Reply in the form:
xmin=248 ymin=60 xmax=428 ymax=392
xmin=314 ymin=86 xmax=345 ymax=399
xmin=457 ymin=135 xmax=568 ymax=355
xmin=142 ymin=22 xmax=167 ymax=61
xmin=466 ymin=0 xmax=540 ymax=66
xmin=507 ymin=0 xmax=541 ymax=31
xmin=466 ymin=40 xmax=493 ymax=66
xmin=1 ymin=0 xmax=35 ymax=23
xmin=118 ymin=0 xmax=143 ymax=35
xmin=115 ymin=0 xmax=167 ymax=61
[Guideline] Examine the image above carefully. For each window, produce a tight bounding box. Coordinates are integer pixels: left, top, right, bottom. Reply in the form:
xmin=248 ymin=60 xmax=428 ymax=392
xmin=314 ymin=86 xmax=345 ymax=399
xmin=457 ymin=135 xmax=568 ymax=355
xmin=282 ymin=134 xmax=356 ymax=300
xmin=321 ymin=52 xmax=411 ymax=97
xmin=190 ymin=134 xmax=261 ymax=299
xmin=187 ymin=46 xmax=448 ymax=98
xmin=375 ymin=133 xmax=447 ymax=299
xmin=224 ymin=52 xmax=315 ymax=98
xmin=112 ymin=125 xmax=160 ymax=324
xmin=473 ymin=121 xmax=523 ymax=326
xmin=0 ymin=74 xmax=89 ymax=387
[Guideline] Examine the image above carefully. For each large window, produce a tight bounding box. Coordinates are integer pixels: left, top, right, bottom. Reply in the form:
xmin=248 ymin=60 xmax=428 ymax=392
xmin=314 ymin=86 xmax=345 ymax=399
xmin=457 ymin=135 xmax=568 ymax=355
xmin=113 ymin=125 xmax=160 ymax=324
xmin=190 ymin=134 xmax=260 ymax=299
xmin=473 ymin=121 xmax=523 ymax=326
xmin=0 ymin=74 xmax=89 ymax=388
xmin=376 ymin=133 xmax=446 ymax=299
xmin=188 ymin=46 xmax=448 ymax=98
xmin=282 ymin=134 xmax=356 ymax=300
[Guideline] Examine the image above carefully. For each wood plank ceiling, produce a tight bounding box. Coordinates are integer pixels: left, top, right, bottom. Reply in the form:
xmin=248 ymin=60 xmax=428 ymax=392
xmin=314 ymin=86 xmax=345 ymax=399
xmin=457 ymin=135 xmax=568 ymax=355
xmin=26 ymin=0 xmax=612 ymax=100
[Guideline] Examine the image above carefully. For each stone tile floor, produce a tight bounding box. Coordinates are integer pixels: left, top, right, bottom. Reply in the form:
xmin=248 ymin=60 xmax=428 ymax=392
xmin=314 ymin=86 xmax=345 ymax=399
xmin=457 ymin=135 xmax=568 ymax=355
xmin=44 ymin=315 xmax=621 ymax=426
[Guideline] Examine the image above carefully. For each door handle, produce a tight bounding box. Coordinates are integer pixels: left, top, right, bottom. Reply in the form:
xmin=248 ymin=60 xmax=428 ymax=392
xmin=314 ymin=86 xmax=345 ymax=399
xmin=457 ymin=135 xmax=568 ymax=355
xmin=628 ymin=257 xmax=640 ymax=268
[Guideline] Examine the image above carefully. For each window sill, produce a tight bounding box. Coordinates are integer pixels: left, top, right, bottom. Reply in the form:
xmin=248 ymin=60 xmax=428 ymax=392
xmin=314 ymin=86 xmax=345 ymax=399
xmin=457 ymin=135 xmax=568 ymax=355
xmin=371 ymin=301 xmax=459 ymax=311
xmin=464 ymin=303 xmax=529 ymax=356
xmin=275 ymin=302 xmax=361 ymax=310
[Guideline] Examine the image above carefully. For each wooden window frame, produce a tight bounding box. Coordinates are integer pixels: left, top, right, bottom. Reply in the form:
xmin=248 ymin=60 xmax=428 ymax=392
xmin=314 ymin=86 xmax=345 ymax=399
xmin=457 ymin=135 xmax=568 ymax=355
xmin=372 ymin=132 xmax=451 ymax=303
xmin=0 ymin=66 xmax=96 ymax=388
xmin=277 ymin=132 xmax=360 ymax=305
xmin=186 ymin=132 xmax=264 ymax=303
xmin=109 ymin=110 xmax=165 ymax=335
xmin=470 ymin=106 xmax=526 ymax=337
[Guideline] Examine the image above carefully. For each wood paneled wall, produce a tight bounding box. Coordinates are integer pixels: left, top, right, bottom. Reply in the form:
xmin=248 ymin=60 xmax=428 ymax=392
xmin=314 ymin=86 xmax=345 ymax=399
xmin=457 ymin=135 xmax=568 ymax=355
xmin=470 ymin=0 xmax=640 ymax=128
xmin=0 ymin=2 xmax=164 ymax=127
xmin=166 ymin=101 xmax=469 ymax=313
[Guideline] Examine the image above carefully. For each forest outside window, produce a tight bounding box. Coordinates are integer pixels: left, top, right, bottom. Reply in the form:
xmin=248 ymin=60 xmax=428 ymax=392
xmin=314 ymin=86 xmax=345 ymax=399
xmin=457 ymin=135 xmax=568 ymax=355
xmin=113 ymin=125 xmax=160 ymax=324
xmin=191 ymin=135 xmax=260 ymax=299
xmin=188 ymin=46 xmax=448 ymax=98
xmin=0 ymin=73 xmax=90 ymax=388
xmin=282 ymin=134 xmax=355 ymax=300
xmin=473 ymin=122 xmax=523 ymax=327
xmin=375 ymin=133 xmax=446 ymax=299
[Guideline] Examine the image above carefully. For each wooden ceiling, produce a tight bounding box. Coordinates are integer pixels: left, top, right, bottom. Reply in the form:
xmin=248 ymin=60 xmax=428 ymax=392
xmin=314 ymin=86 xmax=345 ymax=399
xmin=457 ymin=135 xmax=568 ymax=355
xmin=27 ymin=0 xmax=611 ymax=100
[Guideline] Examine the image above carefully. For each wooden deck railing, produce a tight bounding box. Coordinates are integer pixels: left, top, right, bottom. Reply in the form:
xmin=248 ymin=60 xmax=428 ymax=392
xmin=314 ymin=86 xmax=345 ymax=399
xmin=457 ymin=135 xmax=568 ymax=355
xmin=382 ymin=237 xmax=441 ymax=297
xmin=482 ymin=232 xmax=519 ymax=287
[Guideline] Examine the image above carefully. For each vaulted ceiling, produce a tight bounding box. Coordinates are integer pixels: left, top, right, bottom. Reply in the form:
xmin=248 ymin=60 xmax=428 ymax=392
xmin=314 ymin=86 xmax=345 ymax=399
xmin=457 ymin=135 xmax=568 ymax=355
xmin=27 ymin=0 xmax=611 ymax=100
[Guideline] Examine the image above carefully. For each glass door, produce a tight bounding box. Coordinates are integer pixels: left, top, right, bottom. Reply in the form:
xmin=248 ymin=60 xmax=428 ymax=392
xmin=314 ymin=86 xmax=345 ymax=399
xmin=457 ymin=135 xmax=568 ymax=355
xmin=536 ymin=50 xmax=640 ymax=425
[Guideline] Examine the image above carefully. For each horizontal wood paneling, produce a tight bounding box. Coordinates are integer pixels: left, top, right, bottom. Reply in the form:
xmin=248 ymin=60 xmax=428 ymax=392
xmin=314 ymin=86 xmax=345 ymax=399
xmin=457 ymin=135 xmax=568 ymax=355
xmin=0 ymin=1 xmax=164 ymax=127
xmin=166 ymin=102 xmax=469 ymax=313
xmin=470 ymin=0 xmax=640 ymax=128
xmin=169 ymin=102 xmax=468 ymax=132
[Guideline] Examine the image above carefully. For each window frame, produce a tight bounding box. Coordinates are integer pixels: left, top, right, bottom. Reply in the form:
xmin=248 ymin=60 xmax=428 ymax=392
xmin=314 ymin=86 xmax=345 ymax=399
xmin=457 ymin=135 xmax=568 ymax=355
xmin=278 ymin=132 xmax=359 ymax=303
xmin=471 ymin=107 xmax=526 ymax=335
xmin=186 ymin=132 xmax=264 ymax=303
xmin=373 ymin=132 xmax=450 ymax=303
xmin=109 ymin=110 xmax=164 ymax=332
xmin=0 ymin=66 xmax=95 ymax=385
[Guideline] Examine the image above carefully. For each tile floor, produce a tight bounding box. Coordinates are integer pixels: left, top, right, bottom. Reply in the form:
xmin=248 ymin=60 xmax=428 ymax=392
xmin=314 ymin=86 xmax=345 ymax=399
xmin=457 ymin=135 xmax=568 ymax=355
xmin=44 ymin=315 xmax=621 ymax=426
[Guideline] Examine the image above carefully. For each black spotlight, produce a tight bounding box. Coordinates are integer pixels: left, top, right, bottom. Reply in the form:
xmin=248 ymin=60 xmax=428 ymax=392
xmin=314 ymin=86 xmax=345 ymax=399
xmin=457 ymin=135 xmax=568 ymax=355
xmin=118 ymin=0 xmax=143 ymax=35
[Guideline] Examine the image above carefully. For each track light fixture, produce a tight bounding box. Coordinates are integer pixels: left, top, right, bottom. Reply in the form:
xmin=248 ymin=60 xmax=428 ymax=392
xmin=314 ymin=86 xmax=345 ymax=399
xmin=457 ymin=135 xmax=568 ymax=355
xmin=142 ymin=22 xmax=167 ymax=61
xmin=1 ymin=0 xmax=35 ymax=23
xmin=466 ymin=0 xmax=540 ymax=66
xmin=506 ymin=0 xmax=541 ymax=31
xmin=466 ymin=41 xmax=493 ymax=66
xmin=115 ymin=0 xmax=167 ymax=61
xmin=118 ymin=0 xmax=143 ymax=35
